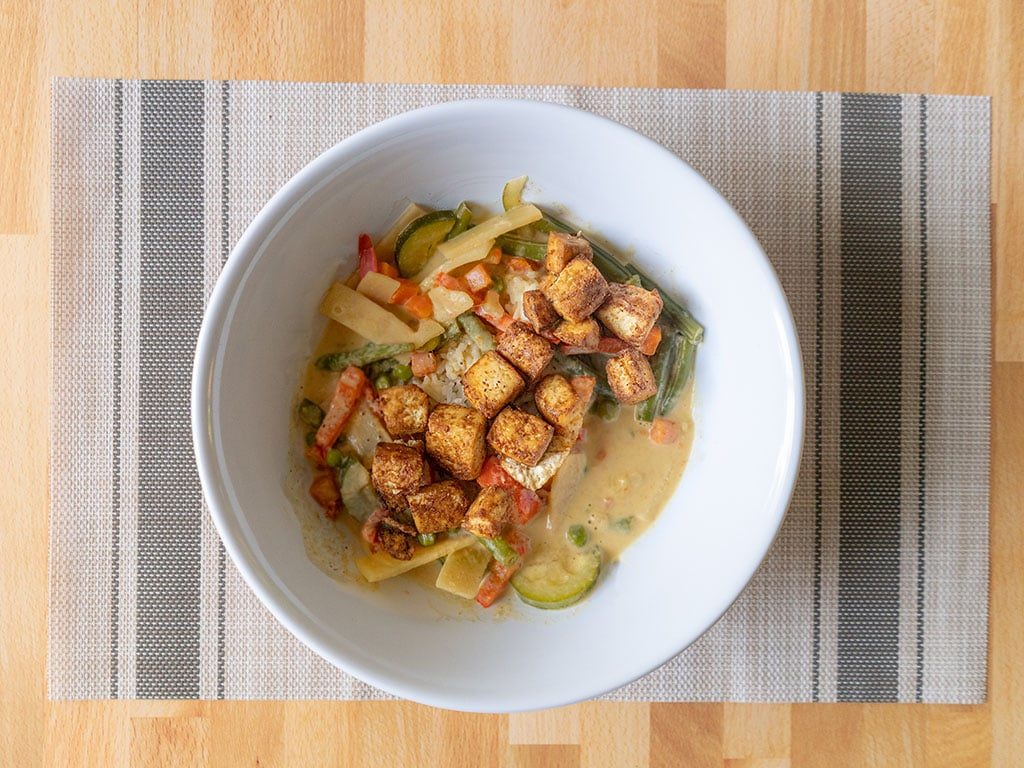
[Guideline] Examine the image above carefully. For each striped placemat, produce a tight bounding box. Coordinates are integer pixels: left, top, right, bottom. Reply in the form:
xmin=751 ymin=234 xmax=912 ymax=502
xmin=49 ymin=79 xmax=990 ymax=703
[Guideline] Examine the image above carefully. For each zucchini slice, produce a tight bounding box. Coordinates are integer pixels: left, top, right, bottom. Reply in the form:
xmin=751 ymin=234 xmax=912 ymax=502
xmin=511 ymin=545 xmax=601 ymax=610
xmin=502 ymin=175 xmax=528 ymax=211
xmin=395 ymin=211 xmax=457 ymax=278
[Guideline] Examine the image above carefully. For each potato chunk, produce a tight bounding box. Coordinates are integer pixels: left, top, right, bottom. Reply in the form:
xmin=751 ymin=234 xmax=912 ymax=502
xmin=461 ymin=485 xmax=514 ymax=539
xmin=497 ymin=322 xmax=554 ymax=381
xmin=425 ymin=404 xmax=487 ymax=480
xmin=407 ymin=480 xmax=469 ymax=533
xmin=545 ymin=232 xmax=593 ymax=274
xmin=543 ymin=257 xmax=608 ymax=322
xmin=595 ymin=282 xmax=664 ymax=345
xmin=487 ymin=407 xmax=554 ymax=467
xmin=377 ymin=384 xmax=430 ymax=436
xmin=462 ymin=350 xmax=526 ymax=418
xmin=605 ymin=348 xmax=658 ymax=404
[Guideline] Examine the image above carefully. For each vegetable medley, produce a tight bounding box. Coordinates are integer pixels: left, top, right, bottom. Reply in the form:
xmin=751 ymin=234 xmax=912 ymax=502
xmin=297 ymin=178 xmax=703 ymax=609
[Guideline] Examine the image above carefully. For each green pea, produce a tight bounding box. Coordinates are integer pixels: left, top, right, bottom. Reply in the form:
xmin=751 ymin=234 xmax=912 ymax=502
xmin=490 ymin=274 xmax=506 ymax=294
xmin=567 ymin=524 xmax=588 ymax=547
xmin=374 ymin=374 xmax=391 ymax=391
xmin=591 ymin=397 xmax=620 ymax=421
xmin=325 ymin=448 xmax=344 ymax=468
xmin=613 ymin=516 xmax=633 ymax=532
xmin=392 ymin=363 xmax=413 ymax=383
xmin=297 ymin=398 xmax=324 ymax=427
xmin=417 ymin=532 xmax=436 ymax=547
xmin=304 ymin=431 xmax=317 ymax=446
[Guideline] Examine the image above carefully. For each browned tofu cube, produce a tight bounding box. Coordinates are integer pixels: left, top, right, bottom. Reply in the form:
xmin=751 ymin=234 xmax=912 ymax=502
xmin=406 ymin=480 xmax=469 ymax=533
xmin=543 ymin=257 xmax=608 ymax=322
xmin=371 ymin=442 xmax=427 ymax=499
xmin=377 ymin=384 xmax=430 ymax=436
xmin=595 ymin=282 xmax=665 ymax=345
xmin=522 ymin=290 xmax=560 ymax=332
xmin=497 ymin=322 xmax=554 ymax=380
xmin=534 ymin=374 xmax=589 ymax=436
xmin=552 ymin=318 xmax=601 ymax=350
xmin=425 ymin=404 xmax=488 ymax=480
xmin=462 ymin=350 xmax=526 ymax=418
xmin=461 ymin=485 xmax=514 ymax=539
xmin=487 ymin=407 xmax=554 ymax=467
xmin=605 ymin=348 xmax=658 ymax=404
xmin=376 ymin=527 xmax=415 ymax=560
xmin=545 ymin=232 xmax=593 ymax=274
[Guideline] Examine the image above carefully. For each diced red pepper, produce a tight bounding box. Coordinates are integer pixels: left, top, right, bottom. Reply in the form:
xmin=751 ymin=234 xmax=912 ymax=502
xmin=597 ymin=336 xmax=630 ymax=354
xmin=357 ymin=233 xmax=379 ymax=279
xmin=378 ymin=261 xmax=399 ymax=279
xmin=478 ymin=457 xmax=542 ymax=524
xmin=309 ymin=472 xmax=341 ymax=519
xmin=485 ymin=246 xmax=503 ymax=264
xmin=650 ymin=417 xmax=681 ymax=444
xmin=403 ymin=292 xmax=434 ymax=319
xmin=464 ymin=264 xmax=492 ymax=292
xmin=559 ymin=344 xmax=591 ymax=356
xmin=389 ymin=279 xmax=419 ymax=305
xmin=410 ymin=351 xmax=438 ymax=377
xmin=514 ymin=487 xmax=541 ymax=525
xmin=437 ymin=273 xmax=464 ymax=291
xmin=315 ymin=366 xmax=367 ymax=449
xmin=473 ymin=302 xmax=516 ymax=333
xmin=475 ymin=528 xmax=531 ymax=608
xmin=569 ymin=376 xmax=596 ymax=403
xmin=506 ymin=256 xmax=534 ymax=272
xmin=640 ymin=326 xmax=662 ymax=356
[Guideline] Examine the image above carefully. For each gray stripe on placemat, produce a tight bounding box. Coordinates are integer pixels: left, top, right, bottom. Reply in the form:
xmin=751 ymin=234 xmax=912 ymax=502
xmin=811 ymin=90 xmax=823 ymax=702
xmin=137 ymin=80 xmax=205 ymax=698
xmin=915 ymin=95 xmax=928 ymax=703
xmin=109 ymin=79 xmax=124 ymax=699
xmin=217 ymin=79 xmax=230 ymax=700
xmin=837 ymin=93 xmax=903 ymax=701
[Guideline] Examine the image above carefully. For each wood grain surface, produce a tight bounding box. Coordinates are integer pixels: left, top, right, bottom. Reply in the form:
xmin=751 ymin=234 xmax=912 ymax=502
xmin=1 ymin=1 xmax=1020 ymax=766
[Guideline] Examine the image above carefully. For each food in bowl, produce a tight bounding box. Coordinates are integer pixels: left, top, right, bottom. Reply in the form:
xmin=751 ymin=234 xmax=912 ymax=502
xmin=294 ymin=178 xmax=704 ymax=610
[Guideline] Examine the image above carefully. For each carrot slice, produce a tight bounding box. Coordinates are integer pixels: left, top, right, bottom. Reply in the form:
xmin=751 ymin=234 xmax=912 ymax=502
xmin=650 ymin=417 xmax=681 ymax=445
xmin=403 ymin=292 xmax=434 ymax=319
xmin=640 ymin=326 xmax=662 ymax=356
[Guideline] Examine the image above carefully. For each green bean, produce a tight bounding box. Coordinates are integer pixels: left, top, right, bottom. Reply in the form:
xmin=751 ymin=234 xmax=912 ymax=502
xmin=554 ymin=352 xmax=614 ymax=399
xmin=567 ymin=524 xmax=588 ymax=547
xmin=542 ymin=210 xmax=704 ymax=344
xmin=446 ymin=202 xmax=473 ymax=240
xmin=635 ymin=330 xmax=680 ymax=423
xmin=659 ymin=337 xmax=697 ymax=417
xmin=496 ymin=235 xmax=547 ymax=261
xmin=316 ymin=342 xmax=414 ymax=371
xmin=392 ymin=363 xmax=413 ymax=384
xmin=297 ymin=398 xmax=324 ymax=427
xmin=477 ymin=535 xmax=519 ymax=567
xmin=591 ymin=397 xmax=620 ymax=421
xmin=417 ymin=532 xmax=437 ymax=547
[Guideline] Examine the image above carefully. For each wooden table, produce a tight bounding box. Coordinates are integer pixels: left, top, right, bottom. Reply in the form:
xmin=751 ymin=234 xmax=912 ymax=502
xmin=1 ymin=1 xmax=1020 ymax=765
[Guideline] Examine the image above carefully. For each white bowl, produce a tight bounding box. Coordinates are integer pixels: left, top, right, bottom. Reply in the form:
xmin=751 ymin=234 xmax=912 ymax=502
xmin=192 ymin=99 xmax=803 ymax=712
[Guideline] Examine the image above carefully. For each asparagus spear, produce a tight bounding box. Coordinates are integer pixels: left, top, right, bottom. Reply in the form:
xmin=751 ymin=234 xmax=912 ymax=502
xmin=316 ymin=342 xmax=414 ymax=371
xmin=477 ymin=535 xmax=520 ymax=567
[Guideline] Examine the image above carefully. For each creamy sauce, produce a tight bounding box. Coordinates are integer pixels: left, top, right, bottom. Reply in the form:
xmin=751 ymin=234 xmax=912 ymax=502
xmin=529 ymin=389 xmax=694 ymax=561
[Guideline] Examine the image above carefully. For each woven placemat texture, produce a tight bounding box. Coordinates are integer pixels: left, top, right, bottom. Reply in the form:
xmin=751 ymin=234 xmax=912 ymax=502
xmin=49 ymin=79 xmax=990 ymax=703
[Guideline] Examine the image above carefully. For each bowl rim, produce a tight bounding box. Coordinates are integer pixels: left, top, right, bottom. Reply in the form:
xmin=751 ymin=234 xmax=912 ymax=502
xmin=192 ymin=97 xmax=805 ymax=712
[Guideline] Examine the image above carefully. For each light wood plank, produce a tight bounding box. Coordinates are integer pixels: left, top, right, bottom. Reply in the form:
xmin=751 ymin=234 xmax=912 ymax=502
xmin=650 ymin=703 xmax=723 ymax=768
xmin=723 ymin=703 xmax=791 ymax=760
xmin=509 ymin=704 xmax=581 ymax=745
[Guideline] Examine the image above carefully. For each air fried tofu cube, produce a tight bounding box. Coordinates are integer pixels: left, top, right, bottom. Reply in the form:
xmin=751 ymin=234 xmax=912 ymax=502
xmin=522 ymin=290 xmax=560 ymax=332
xmin=546 ymin=232 xmax=593 ymax=274
xmin=377 ymin=384 xmax=431 ymax=436
xmin=487 ymin=407 xmax=554 ymax=467
xmin=534 ymin=374 xmax=589 ymax=436
xmin=497 ymin=322 xmax=554 ymax=380
xmin=553 ymin=318 xmax=601 ymax=350
xmin=595 ymin=282 xmax=665 ymax=345
xmin=605 ymin=348 xmax=658 ymax=404
xmin=406 ymin=480 xmax=469 ymax=533
xmin=461 ymin=485 xmax=514 ymax=539
xmin=462 ymin=350 xmax=526 ymax=418
xmin=376 ymin=527 xmax=415 ymax=560
xmin=543 ymin=257 xmax=608 ymax=322
xmin=372 ymin=442 xmax=427 ymax=499
xmin=425 ymin=404 xmax=488 ymax=480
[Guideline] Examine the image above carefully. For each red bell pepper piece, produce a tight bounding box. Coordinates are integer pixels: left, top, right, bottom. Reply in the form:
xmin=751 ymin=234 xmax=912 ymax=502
xmin=309 ymin=472 xmax=341 ymax=519
xmin=597 ymin=336 xmax=629 ymax=354
xmin=475 ymin=527 xmax=531 ymax=608
xmin=315 ymin=366 xmax=367 ymax=449
xmin=357 ymin=233 xmax=379 ymax=279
